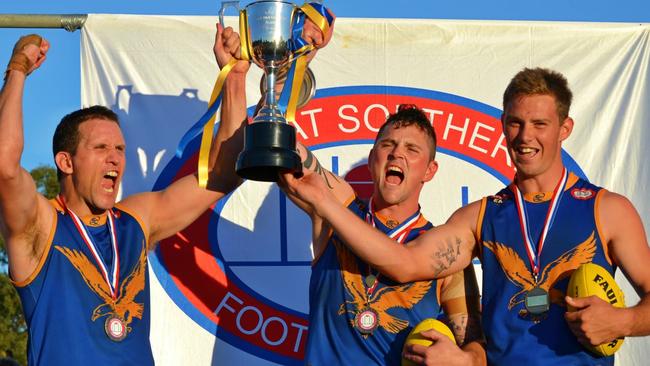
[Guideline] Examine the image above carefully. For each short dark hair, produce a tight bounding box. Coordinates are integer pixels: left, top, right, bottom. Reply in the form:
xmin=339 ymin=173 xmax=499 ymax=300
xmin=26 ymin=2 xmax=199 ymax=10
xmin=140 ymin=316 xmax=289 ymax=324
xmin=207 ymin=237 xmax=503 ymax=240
xmin=503 ymin=67 xmax=573 ymax=121
xmin=52 ymin=105 xmax=120 ymax=178
xmin=375 ymin=104 xmax=437 ymax=160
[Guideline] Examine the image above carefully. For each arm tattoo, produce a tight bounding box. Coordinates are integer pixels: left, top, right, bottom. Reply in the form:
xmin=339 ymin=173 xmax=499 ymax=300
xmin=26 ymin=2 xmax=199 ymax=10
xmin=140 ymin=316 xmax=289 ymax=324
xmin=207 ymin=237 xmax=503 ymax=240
xmin=449 ymin=315 xmax=468 ymax=345
xmin=303 ymin=148 xmax=339 ymax=189
xmin=430 ymin=236 xmax=462 ymax=277
xmin=449 ymin=315 xmax=485 ymax=346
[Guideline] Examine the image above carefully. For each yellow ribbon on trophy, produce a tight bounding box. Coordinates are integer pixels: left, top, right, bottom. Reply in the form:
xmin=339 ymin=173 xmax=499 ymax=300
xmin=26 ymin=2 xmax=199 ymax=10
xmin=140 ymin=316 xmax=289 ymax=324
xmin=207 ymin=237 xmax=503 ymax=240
xmin=195 ymin=9 xmax=254 ymax=188
xmin=194 ymin=58 xmax=237 ymax=189
xmin=238 ymin=10 xmax=252 ymax=62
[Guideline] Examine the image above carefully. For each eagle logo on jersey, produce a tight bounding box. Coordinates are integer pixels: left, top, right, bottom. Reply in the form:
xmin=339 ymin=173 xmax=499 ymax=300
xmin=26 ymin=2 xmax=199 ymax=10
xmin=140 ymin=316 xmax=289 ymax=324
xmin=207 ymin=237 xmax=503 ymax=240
xmin=334 ymin=239 xmax=432 ymax=336
xmin=55 ymin=242 xmax=147 ymax=333
xmin=483 ymin=232 xmax=596 ymax=311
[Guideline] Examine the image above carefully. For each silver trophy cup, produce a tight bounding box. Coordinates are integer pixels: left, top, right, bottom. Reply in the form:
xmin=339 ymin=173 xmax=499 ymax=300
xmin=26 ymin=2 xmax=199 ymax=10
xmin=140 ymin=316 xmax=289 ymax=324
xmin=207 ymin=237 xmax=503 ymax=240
xmin=221 ymin=0 xmax=315 ymax=182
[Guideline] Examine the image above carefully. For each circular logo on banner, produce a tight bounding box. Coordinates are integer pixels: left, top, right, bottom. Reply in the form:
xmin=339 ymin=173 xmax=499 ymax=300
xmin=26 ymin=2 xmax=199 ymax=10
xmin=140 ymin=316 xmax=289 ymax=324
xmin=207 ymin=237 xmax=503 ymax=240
xmin=150 ymin=86 xmax=586 ymax=364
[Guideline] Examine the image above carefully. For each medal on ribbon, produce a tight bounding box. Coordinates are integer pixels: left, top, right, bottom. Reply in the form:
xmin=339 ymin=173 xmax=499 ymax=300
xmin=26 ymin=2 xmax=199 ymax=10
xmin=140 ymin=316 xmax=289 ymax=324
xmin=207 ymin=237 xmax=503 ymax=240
xmin=351 ymin=199 xmax=422 ymax=335
xmin=354 ymin=307 xmax=380 ymax=335
xmin=524 ymin=286 xmax=550 ymax=316
xmin=105 ymin=316 xmax=128 ymax=342
xmin=58 ymin=196 xmax=127 ymax=340
xmin=513 ymin=168 xmax=568 ymax=320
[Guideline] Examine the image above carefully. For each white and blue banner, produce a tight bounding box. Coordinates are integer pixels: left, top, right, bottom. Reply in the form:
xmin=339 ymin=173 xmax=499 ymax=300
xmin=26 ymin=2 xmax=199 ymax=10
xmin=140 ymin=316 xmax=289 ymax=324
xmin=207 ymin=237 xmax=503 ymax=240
xmin=81 ymin=14 xmax=650 ymax=365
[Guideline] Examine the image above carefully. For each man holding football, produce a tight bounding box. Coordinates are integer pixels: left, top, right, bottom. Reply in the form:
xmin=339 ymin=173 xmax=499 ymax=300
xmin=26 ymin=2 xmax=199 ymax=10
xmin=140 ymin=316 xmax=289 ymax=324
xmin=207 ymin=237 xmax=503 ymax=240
xmin=282 ymin=67 xmax=650 ymax=365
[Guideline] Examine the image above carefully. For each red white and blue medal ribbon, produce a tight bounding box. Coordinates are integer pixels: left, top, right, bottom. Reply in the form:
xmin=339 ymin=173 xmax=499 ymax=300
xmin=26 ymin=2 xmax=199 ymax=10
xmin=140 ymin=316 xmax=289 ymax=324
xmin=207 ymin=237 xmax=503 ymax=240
xmin=363 ymin=198 xmax=421 ymax=295
xmin=365 ymin=199 xmax=421 ymax=243
xmin=59 ymin=196 xmax=120 ymax=299
xmin=355 ymin=198 xmax=422 ymax=334
xmin=513 ymin=168 xmax=568 ymax=281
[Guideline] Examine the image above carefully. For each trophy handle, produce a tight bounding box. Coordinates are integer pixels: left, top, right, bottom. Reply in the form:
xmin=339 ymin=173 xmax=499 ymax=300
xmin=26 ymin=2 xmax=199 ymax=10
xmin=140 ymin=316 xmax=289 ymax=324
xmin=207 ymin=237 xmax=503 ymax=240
xmin=219 ymin=1 xmax=240 ymax=27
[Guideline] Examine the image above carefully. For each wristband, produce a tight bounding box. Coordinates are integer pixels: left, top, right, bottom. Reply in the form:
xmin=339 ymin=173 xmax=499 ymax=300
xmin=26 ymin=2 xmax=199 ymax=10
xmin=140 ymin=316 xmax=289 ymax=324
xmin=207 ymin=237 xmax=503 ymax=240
xmin=5 ymin=34 xmax=43 ymax=79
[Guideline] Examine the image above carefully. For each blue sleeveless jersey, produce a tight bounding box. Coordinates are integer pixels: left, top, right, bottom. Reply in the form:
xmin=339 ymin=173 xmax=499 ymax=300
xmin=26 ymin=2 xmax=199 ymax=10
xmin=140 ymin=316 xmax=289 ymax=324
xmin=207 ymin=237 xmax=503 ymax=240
xmin=15 ymin=200 xmax=154 ymax=365
xmin=305 ymin=198 xmax=442 ymax=365
xmin=478 ymin=175 xmax=615 ymax=365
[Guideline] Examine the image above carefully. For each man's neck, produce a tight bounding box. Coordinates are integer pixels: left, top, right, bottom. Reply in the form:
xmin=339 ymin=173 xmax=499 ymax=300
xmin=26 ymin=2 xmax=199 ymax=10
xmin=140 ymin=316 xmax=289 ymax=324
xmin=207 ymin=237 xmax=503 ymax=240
xmin=58 ymin=189 xmax=109 ymax=217
xmin=80 ymin=212 xmax=108 ymax=227
xmin=371 ymin=198 xmax=420 ymax=225
xmin=515 ymin=165 xmax=566 ymax=194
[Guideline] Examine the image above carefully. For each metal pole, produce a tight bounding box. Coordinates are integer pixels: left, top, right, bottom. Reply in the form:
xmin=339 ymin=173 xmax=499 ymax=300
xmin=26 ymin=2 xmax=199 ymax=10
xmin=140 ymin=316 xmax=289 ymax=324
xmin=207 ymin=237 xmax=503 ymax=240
xmin=0 ymin=14 xmax=87 ymax=32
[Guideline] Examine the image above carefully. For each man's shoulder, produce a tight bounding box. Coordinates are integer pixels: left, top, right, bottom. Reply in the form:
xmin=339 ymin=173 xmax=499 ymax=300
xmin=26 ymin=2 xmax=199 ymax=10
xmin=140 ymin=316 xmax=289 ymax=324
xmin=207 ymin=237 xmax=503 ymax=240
xmin=115 ymin=191 xmax=157 ymax=219
xmin=484 ymin=185 xmax=514 ymax=206
xmin=596 ymin=189 xmax=634 ymax=212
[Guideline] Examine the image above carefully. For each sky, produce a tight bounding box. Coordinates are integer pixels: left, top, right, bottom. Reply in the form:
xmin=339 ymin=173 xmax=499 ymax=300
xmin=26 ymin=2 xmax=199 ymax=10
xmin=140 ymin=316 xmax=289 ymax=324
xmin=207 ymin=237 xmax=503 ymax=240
xmin=1 ymin=0 xmax=649 ymax=171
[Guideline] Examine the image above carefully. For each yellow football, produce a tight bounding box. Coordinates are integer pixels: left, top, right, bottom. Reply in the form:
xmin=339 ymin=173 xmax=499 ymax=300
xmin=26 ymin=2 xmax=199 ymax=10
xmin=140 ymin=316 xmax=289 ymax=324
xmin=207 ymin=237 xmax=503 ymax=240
xmin=567 ymin=262 xmax=626 ymax=356
xmin=401 ymin=318 xmax=456 ymax=366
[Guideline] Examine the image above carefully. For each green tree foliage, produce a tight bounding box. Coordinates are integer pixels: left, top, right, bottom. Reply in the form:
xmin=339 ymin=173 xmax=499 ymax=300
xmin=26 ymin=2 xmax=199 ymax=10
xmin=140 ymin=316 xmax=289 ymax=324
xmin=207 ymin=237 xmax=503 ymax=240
xmin=0 ymin=275 xmax=27 ymax=365
xmin=30 ymin=165 xmax=60 ymax=198
xmin=0 ymin=165 xmax=59 ymax=366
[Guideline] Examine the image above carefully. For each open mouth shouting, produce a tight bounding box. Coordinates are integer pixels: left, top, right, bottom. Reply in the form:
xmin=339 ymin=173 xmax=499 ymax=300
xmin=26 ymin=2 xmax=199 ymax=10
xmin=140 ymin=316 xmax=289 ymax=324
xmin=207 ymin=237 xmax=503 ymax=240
xmin=102 ymin=170 xmax=119 ymax=193
xmin=385 ymin=165 xmax=405 ymax=185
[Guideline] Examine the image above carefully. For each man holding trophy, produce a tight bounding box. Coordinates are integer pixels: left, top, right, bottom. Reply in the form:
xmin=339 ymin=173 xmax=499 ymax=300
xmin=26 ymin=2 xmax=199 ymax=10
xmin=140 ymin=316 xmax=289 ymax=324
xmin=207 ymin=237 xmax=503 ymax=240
xmin=185 ymin=0 xmax=334 ymax=185
xmin=214 ymin=1 xmax=486 ymax=364
xmin=0 ymin=21 xmax=251 ymax=366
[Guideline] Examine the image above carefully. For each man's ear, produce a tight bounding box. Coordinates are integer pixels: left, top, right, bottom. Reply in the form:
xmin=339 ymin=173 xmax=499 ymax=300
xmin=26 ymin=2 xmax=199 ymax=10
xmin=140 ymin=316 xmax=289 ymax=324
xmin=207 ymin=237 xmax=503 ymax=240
xmin=560 ymin=117 xmax=574 ymax=142
xmin=55 ymin=151 xmax=73 ymax=175
xmin=368 ymin=147 xmax=375 ymax=166
xmin=423 ymin=159 xmax=438 ymax=183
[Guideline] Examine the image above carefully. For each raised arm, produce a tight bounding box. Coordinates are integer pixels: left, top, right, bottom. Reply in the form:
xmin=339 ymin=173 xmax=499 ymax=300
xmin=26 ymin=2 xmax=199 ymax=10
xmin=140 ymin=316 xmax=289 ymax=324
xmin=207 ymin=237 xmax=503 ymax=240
xmin=289 ymin=142 xmax=354 ymax=212
xmin=120 ymin=24 xmax=250 ymax=245
xmin=0 ymin=35 xmax=54 ymax=282
xmin=278 ymin=11 xmax=348 ymax=207
xmin=566 ymin=190 xmax=650 ymax=346
xmin=281 ymin=171 xmax=479 ymax=281
xmin=279 ymin=142 xmax=354 ymax=258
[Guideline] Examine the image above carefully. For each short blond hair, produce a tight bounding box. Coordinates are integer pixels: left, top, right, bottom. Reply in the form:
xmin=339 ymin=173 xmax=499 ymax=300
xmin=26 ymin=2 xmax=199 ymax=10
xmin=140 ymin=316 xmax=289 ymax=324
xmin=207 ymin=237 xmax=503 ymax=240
xmin=503 ymin=67 xmax=573 ymax=121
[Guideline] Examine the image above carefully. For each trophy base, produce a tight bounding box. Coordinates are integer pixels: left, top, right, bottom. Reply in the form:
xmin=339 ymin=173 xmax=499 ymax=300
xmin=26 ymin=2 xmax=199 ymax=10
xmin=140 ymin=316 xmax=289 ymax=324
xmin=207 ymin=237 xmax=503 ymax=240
xmin=236 ymin=122 xmax=303 ymax=182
